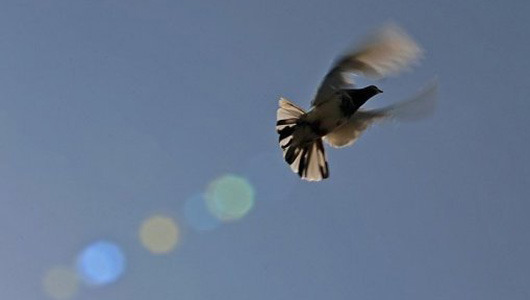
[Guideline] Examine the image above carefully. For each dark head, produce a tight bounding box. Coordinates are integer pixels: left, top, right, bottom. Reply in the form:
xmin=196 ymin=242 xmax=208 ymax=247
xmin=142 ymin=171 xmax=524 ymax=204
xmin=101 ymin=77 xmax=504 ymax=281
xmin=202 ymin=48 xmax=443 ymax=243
xmin=352 ymin=85 xmax=383 ymax=105
xmin=365 ymin=85 xmax=383 ymax=97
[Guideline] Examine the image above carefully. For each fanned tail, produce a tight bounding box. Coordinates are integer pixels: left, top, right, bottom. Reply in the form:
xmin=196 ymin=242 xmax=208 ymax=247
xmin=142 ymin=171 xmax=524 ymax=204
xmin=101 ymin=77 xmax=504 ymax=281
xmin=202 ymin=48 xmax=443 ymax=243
xmin=276 ymin=98 xmax=329 ymax=181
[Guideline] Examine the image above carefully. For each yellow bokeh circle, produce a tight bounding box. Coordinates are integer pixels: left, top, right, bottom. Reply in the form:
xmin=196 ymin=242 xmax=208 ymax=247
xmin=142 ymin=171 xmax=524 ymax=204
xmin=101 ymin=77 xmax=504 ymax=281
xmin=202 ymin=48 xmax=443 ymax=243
xmin=42 ymin=266 xmax=79 ymax=300
xmin=139 ymin=215 xmax=180 ymax=254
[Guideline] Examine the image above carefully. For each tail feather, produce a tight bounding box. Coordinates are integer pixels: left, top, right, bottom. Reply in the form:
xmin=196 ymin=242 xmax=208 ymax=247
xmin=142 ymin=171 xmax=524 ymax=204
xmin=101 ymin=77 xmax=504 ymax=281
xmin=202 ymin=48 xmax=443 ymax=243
xmin=276 ymin=98 xmax=329 ymax=181
xmin=314 ymin=139 xmax=330 ymax=179
xmin=277 ymin=98 xmax=305 ymax=120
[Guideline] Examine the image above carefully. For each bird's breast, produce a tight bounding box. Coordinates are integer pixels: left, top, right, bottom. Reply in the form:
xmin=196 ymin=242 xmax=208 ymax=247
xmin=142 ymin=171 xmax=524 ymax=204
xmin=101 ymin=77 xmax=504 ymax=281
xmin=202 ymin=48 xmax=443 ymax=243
xmin=306 ymin=98 xmax=348 ymax=134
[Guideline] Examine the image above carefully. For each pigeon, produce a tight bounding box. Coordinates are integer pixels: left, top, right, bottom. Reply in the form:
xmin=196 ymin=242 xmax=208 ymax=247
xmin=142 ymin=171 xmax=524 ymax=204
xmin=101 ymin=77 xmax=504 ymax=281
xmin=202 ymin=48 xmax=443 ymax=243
xmin=276 ymin=24 xmax=437 ymax=181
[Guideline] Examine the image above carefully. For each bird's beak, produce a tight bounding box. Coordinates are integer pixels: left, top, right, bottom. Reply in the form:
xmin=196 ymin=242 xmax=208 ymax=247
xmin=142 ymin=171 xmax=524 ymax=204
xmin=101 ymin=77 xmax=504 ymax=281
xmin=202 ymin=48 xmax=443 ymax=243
xmin=377 ymin=88 xmax=383 ymax=93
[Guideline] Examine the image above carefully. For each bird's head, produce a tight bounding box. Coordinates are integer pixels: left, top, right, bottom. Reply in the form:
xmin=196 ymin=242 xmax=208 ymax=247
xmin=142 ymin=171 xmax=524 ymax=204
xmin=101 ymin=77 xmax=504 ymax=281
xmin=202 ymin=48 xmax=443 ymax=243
xmin=356 ymin=85 xmax=383 ymax=104
xmin=366 ymin=85 xmax=383 ymax=96
xmin=345 ymin=85 xmax=383 ymax=108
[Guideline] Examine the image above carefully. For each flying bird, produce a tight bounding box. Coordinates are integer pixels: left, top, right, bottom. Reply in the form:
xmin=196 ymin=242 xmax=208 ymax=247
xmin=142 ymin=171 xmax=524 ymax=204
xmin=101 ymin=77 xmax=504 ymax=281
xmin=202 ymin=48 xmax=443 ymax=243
xmin=276 ymin=24 xmax=437 ymax=181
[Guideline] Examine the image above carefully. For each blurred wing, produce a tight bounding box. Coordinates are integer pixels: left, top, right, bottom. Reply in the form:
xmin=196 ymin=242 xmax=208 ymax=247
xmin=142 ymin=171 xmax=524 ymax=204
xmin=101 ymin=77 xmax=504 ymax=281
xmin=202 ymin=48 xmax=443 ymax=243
xmin=324 ymin=111 xmax=386 ymax=148
xmin=324 ymin=80 xmax=438 ymax=148
xmin=312 ymin=24 xmax=422 ymax=106
xmin=370 ymin=79 xmax=438 ymax=121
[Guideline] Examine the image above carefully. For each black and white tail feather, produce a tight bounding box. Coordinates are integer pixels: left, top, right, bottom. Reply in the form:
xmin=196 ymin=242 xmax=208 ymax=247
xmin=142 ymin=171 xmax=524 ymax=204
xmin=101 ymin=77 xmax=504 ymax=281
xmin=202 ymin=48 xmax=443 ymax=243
xmin=276 ymin=99 xmax=329 ymax=181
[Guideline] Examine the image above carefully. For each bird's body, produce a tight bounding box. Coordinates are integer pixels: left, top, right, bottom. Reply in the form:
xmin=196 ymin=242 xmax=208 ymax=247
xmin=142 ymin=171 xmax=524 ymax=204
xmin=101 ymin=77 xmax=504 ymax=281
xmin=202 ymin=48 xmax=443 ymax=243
xmin=276 ymin=24 xmax=437 ymax=181
xmin=284 ymin=87 xmax=382 ymax=148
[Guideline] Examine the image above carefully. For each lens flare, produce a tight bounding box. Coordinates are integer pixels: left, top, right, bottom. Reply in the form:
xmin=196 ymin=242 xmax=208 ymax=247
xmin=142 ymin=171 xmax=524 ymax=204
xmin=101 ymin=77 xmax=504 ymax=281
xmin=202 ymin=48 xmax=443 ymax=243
xmin=206 ymin=174 xmax=255 ymax=222
xmin=184 ymin=194 xmax=221 ymax=231
xmin=42 ymin=266 xmax=79 ymax=300
xmin=139 ymin=215 xmax=179 ymax=254
xmin=76 ymin=241 xmax=125 ymax=286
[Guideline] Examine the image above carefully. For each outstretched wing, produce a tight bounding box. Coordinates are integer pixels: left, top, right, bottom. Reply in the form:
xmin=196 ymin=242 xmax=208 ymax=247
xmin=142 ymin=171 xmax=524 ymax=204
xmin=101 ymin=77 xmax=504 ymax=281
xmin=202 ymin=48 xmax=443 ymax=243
xmin=324 ymin=80 xmax=438 ymax=148
xmin=324 ymin=111 xmax=386 ymax=148
xmin=312 ymin=24 xmax=422 ymax=106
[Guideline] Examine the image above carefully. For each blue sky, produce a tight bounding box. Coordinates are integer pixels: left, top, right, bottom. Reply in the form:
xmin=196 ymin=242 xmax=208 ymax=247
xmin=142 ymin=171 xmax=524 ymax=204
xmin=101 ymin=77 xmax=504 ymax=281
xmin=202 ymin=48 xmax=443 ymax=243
xmin=1 ymin=1 xmax=529 ymax=299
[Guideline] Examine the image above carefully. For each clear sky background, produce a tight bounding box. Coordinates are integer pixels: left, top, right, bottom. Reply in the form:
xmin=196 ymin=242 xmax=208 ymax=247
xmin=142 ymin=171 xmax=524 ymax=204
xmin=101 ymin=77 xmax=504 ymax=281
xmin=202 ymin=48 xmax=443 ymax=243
xmin=1 ymin=1 xmax=529 ymax=299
